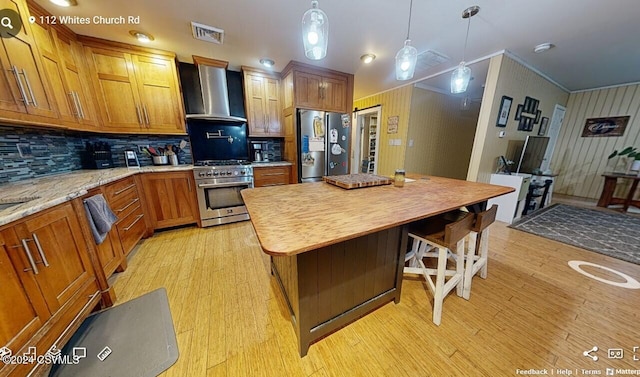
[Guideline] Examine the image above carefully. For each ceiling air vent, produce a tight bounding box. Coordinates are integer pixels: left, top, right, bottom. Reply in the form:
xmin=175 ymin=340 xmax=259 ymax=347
xmin=191 ymin=22 xmax=224 ymax=44
xmin=415 ymin=49 xmax=450 ymax=71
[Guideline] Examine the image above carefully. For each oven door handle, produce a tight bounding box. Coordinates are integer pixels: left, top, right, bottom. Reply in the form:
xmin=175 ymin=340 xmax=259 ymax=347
xmin=197 ymin=182 xmax=252 ymax=189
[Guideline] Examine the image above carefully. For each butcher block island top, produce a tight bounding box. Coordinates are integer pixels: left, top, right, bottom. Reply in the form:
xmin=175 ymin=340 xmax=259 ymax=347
xmin=323 ymin=173 xmax=394 ymax=189
xmin=241 ymin=175 xmax=513 ymax=256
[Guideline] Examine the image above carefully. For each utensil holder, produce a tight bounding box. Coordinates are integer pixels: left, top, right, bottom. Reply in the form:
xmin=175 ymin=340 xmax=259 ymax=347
xmin=152 ymin=156 xmax=168 ymax=165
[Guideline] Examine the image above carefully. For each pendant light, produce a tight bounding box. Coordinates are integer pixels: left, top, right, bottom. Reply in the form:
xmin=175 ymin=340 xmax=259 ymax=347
xmin=395 ymin=0 xmax=417 ymax=81
xmin=451 ymin=6 xmax=479 ymax=94
xmin=302 ymin=0 xmax=328 ymax=60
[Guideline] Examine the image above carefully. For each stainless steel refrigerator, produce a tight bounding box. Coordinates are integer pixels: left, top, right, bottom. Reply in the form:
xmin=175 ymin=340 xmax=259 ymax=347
xmin=298 ymin=109 xmax=350 ymax=182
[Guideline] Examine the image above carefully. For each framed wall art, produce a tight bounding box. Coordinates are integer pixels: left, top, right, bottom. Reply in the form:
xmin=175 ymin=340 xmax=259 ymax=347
xmin=538 ymin=117 xmax=549 ymax=136
xmin=581 ymin=116 xmax=630 ymax=137
xmin=496 ymin=96 xmax=512 ymax=127
xmin=387 ymin=116 xmax=399 ymax=134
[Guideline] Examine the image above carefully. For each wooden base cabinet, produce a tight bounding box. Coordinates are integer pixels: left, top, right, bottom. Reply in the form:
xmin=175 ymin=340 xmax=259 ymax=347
xmin=141 ymin=171 xmax=199 ymax=230
xmin=0 ymin=202 xmax=100 ymax=377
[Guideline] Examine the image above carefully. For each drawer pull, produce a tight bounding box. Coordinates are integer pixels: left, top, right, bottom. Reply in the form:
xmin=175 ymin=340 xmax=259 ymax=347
xmin=113 ymin=183 xmax=136 ymax=196
xmin=116 ymin=198 xmax=140 ymax=213
xmin=262 ymin=183 xmax=285 ymax=187
xmin=20 ymin=239 xmax=39 ymax=274
xmin=123 ymin=214 xmax=144 ymax=231
xmin=261 ymin=172 xmax=285 ymax=176
xmin=32 ymin=234 xmax=50 ymax=267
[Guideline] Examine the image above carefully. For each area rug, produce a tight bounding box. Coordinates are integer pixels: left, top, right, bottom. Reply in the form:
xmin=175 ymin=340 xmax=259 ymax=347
xmin=49 ymin=288 xmax=178 ymax=377
xmin=509 ymin=204 xmax=640 ymax=265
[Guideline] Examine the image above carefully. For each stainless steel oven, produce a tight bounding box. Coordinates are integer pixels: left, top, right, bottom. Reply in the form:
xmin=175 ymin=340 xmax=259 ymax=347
xmin=194 ymin=162 xmax=253 ymax=227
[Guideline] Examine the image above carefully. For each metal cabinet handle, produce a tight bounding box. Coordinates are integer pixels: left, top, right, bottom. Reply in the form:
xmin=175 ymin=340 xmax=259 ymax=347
xmin=261 ymin=183 xmax=285 ymax=187
xmin=10 ymin=66 xmax=29 ymax=105
xmin=123 ymin=214 xmax=144 ymax=231
xmin=68 ymin=92 xmax=80 ymax=118
xmin=261 ymin=172 xmax=285 ymax=176
xmin=187 ymin=178 xmax=191 ymax=192
xmin=142 ymin=104 xmax=150 ymax=126
xmin=20 ymin=239 xmax=39 ymax=274
xmin=116 ymin=197 xmax=139 ymax=213
xmin=198 ymin=182 xmax=251 ymax=189
xmin=73 ymin=91 xmax=85 ymax=119
xmin=32 ymin=234 xmax=50 ymax=267
xmin=114 ymin=183 xmax=136 ymax=196
xmin=135 ymin=105 xmax=143 ymax=125
xmin=20 ymin=69 xmax=38 ymax=107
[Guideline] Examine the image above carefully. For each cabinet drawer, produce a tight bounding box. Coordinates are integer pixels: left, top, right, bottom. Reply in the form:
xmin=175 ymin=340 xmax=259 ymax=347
xmin=116 ymin=206 xmax=145 ymax=255
xmin=109 ymin=188 xmax=141 ymax=221
xmin=255 ymin=176 xmax=288 ymax=187
xmin=254 ymin=166 xmax=290 ymax=178
xmin=104 ymin=176 xmax=137 ymax=203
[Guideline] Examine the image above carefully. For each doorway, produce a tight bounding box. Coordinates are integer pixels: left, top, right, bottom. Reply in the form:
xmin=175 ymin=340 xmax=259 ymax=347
xmin=540 ymin=104 xmax=566 ymax=172
xmin=351 ymin=106 xmax=381 ymax=174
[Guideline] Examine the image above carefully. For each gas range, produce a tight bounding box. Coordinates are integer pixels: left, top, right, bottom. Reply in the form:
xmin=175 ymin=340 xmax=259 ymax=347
xmin=193 ymin=160 xmax=254 ymax=227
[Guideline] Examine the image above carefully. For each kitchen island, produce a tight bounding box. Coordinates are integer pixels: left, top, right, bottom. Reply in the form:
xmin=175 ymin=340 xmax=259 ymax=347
xmin=242 ymin=176 xmax=513 ymax=356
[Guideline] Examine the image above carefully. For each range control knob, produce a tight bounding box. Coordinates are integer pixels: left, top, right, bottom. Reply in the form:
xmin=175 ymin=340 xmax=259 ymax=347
xmin=233 ymin=171 xmax=239 ymax=176
xmin=213 ymin=171 xmax=219 ymax=176
xmin=206 ymin=171 xmax=213 ymax=177
xmin=240 ymin=170 xmax=246 ymax=175
xmin=199 ymin=172 xmax=205 ymax=177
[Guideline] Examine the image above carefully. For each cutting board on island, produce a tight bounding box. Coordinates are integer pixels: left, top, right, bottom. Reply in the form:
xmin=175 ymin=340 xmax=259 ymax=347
xmin=323 ymin=174 xmax=394 ymax=189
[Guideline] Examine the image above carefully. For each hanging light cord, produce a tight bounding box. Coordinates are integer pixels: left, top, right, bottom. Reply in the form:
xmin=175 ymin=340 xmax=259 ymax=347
xmin=406 ymin=0 xmax=413 ymax=40
xmin=462 ymin=10 xmax=471 ymax=62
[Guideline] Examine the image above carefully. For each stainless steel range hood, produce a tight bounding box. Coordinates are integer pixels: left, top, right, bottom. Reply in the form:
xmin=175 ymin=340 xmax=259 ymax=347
xmin=186 ymin=61 xmax=247 ymax=122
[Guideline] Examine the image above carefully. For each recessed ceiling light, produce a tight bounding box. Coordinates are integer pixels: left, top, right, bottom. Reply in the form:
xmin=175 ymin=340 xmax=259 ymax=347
xmin=360 ymin=54 xmax=376 ymax=64
xmin=259 ymin=58 xmax=275 ymax=68
xmin=50 ymin=0 xmax=77 ymax=6
xmin=533 ymin=43 xmax=554 ymax=53
xmin=129 ymin=30 xmax=154 ymax=43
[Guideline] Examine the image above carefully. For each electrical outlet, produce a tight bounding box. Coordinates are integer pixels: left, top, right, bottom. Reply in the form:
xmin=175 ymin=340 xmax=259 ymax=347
xmin=138 ymin=145 xmax=150 ymax=153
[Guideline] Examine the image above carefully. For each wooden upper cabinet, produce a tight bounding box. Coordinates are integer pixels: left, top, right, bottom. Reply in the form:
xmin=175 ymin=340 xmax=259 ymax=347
xmin=242 ymin=67 xmax=283 ymax=137
xmin=294 ymin=71 xmax=322 ymax=110
xmin=283 ymin=62 xmax=353 ymax=114
xmin=0 ymin=0 xmax=58 ymax=120
xmin=55 ymin=35 xmax=100 ymax=129
xmin=132 ymin=54 xmax=185 ymax=133
xmin=84 ymin=46 xmax=145 ymax=132
xmin=28 ymin=3 xmax=99 ymax=131
xmin=82 ymin=37 xmax=186 ymax=134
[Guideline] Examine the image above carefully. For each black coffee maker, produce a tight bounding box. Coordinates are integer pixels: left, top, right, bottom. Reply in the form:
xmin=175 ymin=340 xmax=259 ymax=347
xmin=250 ymin=142 xmax=268 ymax=162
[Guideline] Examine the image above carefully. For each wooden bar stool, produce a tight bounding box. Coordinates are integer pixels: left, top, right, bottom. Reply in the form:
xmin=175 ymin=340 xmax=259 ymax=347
xmin=462 ymin=205 xmax=498 ymax=300
xmin=404 ymin=212 xmax=475 ymax=325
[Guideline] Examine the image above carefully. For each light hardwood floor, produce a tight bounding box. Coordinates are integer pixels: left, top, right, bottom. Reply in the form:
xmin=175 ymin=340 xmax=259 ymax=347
xmin=111 ymin=217 xmax=640 ymax=376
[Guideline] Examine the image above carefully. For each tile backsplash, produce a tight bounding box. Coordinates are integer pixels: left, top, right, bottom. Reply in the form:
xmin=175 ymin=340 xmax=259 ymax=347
xmin=0 ymin=125 xmax=191 ymax=184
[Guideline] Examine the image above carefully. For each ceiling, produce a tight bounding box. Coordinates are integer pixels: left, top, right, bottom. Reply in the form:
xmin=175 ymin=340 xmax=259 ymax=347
xmin=33 ymin=0 xmax=640 ymax=100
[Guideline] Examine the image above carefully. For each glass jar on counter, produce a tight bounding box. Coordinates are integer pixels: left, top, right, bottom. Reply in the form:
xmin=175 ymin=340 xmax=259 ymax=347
xmin=394 ymin=169 xmax=405 ymax=187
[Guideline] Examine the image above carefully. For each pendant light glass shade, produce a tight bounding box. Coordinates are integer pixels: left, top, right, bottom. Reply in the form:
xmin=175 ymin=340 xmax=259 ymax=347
xmin=395 ymin=40 xmax=417 ymax=81
xmin=302 ymin=0 xmax=328 ymax=60
xmin=450 ymin=6 xmax=479 ymax=94
xmin=451 ymin=62 xmax=471 ymax=94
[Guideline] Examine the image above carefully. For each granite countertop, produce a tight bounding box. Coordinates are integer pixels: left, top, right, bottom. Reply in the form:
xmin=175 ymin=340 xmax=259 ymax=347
xmin=0 ymin=165 xmax=193 ymax=227
xmin=242 ymin=176 xmax=514 ymax=256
